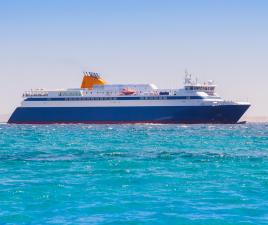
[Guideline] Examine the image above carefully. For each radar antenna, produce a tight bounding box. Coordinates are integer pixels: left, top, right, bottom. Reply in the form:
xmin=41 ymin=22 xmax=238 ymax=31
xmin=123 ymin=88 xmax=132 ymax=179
xmin=184 ymin=69 xmax=192 ymax=85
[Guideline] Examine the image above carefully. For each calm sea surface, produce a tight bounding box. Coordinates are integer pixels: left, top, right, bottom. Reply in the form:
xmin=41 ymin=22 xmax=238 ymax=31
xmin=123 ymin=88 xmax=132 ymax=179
xmin=0 ymin=123 xmax=267 ymax=225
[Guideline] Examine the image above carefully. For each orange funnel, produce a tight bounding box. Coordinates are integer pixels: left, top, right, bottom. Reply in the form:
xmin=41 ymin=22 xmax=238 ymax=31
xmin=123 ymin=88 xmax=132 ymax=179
xmin=81 ymin=73 xmax=106 ymax=89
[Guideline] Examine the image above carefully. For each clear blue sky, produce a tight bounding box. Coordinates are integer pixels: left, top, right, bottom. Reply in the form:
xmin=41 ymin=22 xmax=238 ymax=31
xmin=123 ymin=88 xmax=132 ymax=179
xmin=0 ymin=0 xmax=267 ymax=116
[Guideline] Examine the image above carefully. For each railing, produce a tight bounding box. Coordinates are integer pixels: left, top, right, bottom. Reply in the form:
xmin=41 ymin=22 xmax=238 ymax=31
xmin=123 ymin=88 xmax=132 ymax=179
xmin=23 ymin=90 xmax=49 ymax=97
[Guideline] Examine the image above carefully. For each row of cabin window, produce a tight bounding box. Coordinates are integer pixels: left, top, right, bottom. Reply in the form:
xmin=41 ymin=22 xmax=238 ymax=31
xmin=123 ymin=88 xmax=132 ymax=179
xmin=186 ymin=86 xmax=214 ymax=91
xmin=140 ymin=96 xmax=168 ymax=100
xmin=64 ymin=96 xmax=168 ymax=101
xmin=66 ymin=97 xmax=117 ymax=101
xmin=59 ymin=92 xmax=81 ymax=96
xmin=24 ymin=94 xmax=48 ymax=97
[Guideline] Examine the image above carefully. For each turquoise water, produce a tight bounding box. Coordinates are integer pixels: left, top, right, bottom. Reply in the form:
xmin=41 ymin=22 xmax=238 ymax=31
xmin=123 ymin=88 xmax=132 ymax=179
xmin=0 ymin=123 xmax=267 ymax=225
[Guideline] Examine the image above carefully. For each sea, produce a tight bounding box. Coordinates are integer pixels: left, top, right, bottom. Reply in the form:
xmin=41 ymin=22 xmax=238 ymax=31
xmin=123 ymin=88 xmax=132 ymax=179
xmin=0 ymin=123 xmax=267 ymax=225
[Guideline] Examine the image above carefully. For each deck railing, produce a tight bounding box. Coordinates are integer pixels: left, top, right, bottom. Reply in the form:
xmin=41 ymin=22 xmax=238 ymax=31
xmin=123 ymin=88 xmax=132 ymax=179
xmin=23 ymin=90 xmax=49 ymax=97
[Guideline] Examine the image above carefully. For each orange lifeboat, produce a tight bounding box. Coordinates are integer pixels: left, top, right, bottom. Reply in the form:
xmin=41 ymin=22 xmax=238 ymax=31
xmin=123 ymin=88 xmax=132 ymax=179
xmin=121 ymin=88 xmax=136 ymax=95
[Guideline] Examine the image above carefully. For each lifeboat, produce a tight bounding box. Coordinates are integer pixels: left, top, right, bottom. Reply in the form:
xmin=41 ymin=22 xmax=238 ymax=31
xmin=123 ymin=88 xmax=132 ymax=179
xmin=121 ymin=88 xmax=136 ymax=95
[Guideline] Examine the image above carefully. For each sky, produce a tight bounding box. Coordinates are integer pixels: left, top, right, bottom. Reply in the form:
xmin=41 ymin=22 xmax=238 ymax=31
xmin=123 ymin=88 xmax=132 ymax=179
xmin=0 ymin=0 xmax=267 ymax=116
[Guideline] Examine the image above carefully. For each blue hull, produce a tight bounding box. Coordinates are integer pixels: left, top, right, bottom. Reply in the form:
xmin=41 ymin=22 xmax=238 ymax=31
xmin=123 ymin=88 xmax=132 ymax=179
xmin=8 ymin=105 xmax=250 ymax=124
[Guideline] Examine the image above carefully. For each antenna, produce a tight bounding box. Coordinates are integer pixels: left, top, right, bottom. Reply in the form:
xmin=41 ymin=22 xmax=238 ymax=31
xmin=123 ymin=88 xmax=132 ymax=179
xmin=184 ymin=69 xmax=193 ymax=85
xmin=185 ymin=69 xmax=189 ymax=77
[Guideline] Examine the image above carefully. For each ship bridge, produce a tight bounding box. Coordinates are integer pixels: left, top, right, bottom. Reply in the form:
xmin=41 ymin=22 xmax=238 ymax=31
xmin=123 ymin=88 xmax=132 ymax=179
xmin=184 ymin=72 xmax=216 ymax=96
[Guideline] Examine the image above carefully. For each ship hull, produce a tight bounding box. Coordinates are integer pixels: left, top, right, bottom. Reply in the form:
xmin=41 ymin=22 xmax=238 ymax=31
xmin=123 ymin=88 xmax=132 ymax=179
xmin=8 ymin=104 xmax=250 ymax=124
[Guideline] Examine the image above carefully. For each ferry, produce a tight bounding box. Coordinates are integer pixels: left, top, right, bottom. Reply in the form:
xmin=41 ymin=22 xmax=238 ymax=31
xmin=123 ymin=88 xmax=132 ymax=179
xmin=8 ymin=72 xmax=250 ymax=124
